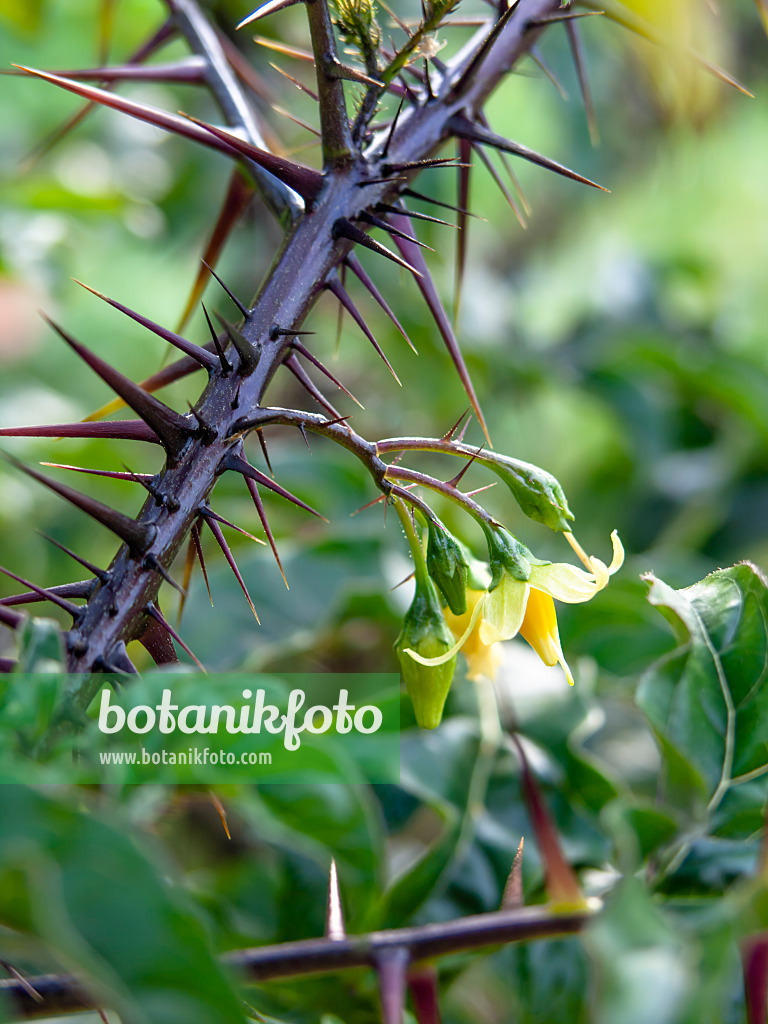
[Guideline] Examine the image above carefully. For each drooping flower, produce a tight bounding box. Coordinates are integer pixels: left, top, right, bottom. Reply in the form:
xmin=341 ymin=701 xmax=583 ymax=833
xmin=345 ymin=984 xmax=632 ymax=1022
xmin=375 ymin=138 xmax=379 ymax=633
xmin=394 ymin=575 xmax=457 ymax=729
xmin=406 ymin=530 xmax=624 ymax=686
xmin=443 ymin=587 xmax=502 ymax=682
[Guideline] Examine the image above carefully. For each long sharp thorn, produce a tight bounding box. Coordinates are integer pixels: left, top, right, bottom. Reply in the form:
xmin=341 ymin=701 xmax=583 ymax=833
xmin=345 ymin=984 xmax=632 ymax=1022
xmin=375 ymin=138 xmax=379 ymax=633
xmin=140 ymin=614 xmax=180 ymax=665
xmin=269 ymin=62 xmax=319 ymax=100
xmin=197 ymin=507 xmax=266 ymax=546
xmin=511 ymin=733 xmax=583 ymax=904
xmin=183 ymin=114 xmax=323 ymax=203
xmin=252 ymin=35 xmax=315 ymax=63
xmin=38 ymin=531 xmax=109 ymax=583
xmin=0 ymin=580 xmax=95 ymax=606
xmin=73 ymin=280 xmax=217 ymax=371
xmin=285 ymin=354 xmax=342 ymax=419
xmin=565 ymin=20 xmax=599 ymax=146
xmin=472 ymin=143 xmax=526 ymax=227
xmin=142 ymin=554 xmax=188 ymax=599
xmin=327 ymin=276 xmax=401 ymax=385
xmin=273 ymin=104 xmax=321 ymax=136
xmin=40 ymin=462 xmax=153 ymax=484
xmin=456 ymin=415 xmax=472 ymax=444
xmin=345 ymin=253 xmax=416 ymax=354
xmin=236 ymin=0 xmax=304 ymax=30
xmin=449 ymin=115 xmax=609 ymax=191
xmin=528 ymin=10 xmax=605 ymax=26
xmin=599 ymin=5 xmax=753 ymax=97
xmin=20 ymin=18 xmax=176 ymax=169
xmin=202 ymin=303 xmax=232 ymax=373
xmin=202 ymin=516 xmax=260 ymax=623
xmin=3 ymin=453 xmax=155 ymax=552
xmin=477 ymin=109 xmax=531 ymax=215
xmin=333 ymin=218 xmax=422 ymax=277
xmin=375 ymin=948 xmax=410 ymax=1024
xmin=390 ymin=215 xmax=490 ymax=445
xmin=210 ymin=792 xmax=232 ymax=839
xmin=81 ymin=349 xmax=209 ymax=423
xmin=403 ymin=187 xmax=484 ymax=220
xmin=201 ymin=260 xmax=251 ymax=319
xmin=325 ymin=860 xmax=346 ymax=940
xmin=42 ymin=315 xmax=192 ymax=453
xmin=0 ymin=421 xmax=160 ymax=443
xmin=501 ymin=837 xmax=525 ymax=909
xmin=465 ymin=481 xmax=497 ymax=498
xmin=11 ymin=57 xmax=208 ymax=84
xmin=0 ymin=567 xmax=82 ymax=618
xmin=177 ymin=170 xmax=255 ymax=332
xmin=384 ymin=157 xmax=469 ymax=173
xmin=299 ymin=423 xmax=311 ymax=451
xmin=441 ymin=408 xmax=470 ymax=442
xmin=213 ymin=311 xmax=257 ymax=373
xmin=224 ymin=453 xmax=328 ymax=521
xmin=376 ymin=202 xmax=455 ymax=229
xmin=242 ymin=475 xmax=288 ymax=588
xmin=293 ymin=339 xmax=364 ymax=406
xmin=358 ymin=212 xmax=433 ymax=250
xmin=529 ymin=46 xmax=569 ymax=101
xmin=13 ymin=66 xmax=250 ymax=157
xmin=335 ymin=261 xmax=347 ymax=356
xmin=451 ymin=0 xmax=518 ymax=96
xmin=255 ymin=427 xmax=274 ymax=475
xmin=146 ymin=602 xmax=206 ymax=670
xmin=381 ymin=95 xmax=405 ymax=158
xmin=454 ymin=137 xmax=472 ymax=325
xmin=178 ymin=533 xmax=198 ymax=623
xmin=191 ymin=522 xmax=213 ymax=605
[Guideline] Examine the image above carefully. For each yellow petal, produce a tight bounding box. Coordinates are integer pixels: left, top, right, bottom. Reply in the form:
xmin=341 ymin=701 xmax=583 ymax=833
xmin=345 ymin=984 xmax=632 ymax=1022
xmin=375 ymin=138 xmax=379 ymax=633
xmin=518 ymin=589 xmax=574 ymax=686
xmin=528 ymin=562 xmax=601 ymax=603
xmin=445 ymin=590 xmax=501 ymax=681
xmin=404 ymin=593 xmax=485 ymax=667
xmin=479 ymin=575 xmax=529 ymax=645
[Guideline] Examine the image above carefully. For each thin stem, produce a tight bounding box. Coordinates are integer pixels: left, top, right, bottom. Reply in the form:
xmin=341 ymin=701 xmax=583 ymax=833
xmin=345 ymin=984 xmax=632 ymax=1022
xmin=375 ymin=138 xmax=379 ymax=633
xmin=0 ymin=900 xmax=600 ymax=1017
xmin=385 ymin=465 xmax=501 ymax=529
xmin=394 ymin=496 xmax=430 ymax=590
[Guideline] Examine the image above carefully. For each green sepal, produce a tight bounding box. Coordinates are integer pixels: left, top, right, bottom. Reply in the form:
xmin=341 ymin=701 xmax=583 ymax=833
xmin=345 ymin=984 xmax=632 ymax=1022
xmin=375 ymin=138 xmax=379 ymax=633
xmin=482 ymin=525 xmax=533 ymax=590
xmin=426 ymin=522 xmax=469 ymax=616
xmin=395 ymin=578 xmax=457 ymax=730
xmin=486 ymin=455 xmax=574 ymax=532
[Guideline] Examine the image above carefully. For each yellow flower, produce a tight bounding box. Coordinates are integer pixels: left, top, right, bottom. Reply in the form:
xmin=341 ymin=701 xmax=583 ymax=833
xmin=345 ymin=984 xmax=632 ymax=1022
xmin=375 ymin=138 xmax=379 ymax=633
xmin=405 ymin=530 xmax=624 ymax=685
xmin=443 ymin=588 xmax=502 ymax=682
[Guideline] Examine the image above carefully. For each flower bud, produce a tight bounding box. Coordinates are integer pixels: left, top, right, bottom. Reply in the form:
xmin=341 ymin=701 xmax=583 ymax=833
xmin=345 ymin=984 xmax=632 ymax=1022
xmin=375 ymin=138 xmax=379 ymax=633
xmin=395 ymin=579 xmax=457 ymax=730
xmin=426 ymin=523 xmax=469 ymax=616
xmin=486 ymin=456 xmax=574 ymax=532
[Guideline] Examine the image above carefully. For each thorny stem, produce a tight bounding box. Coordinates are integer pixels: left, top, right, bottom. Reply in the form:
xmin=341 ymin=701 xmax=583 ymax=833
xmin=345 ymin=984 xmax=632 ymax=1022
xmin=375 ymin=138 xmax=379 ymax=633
xmin=385 ymin=466 xmax=502 ymax=529
xmin=9 ymin=0 xmax=564 ymax=684
xmin=0 ymin=900 xmax=600 ymax=1018
xmin=393 ymin=496 xmax=430 ymax=590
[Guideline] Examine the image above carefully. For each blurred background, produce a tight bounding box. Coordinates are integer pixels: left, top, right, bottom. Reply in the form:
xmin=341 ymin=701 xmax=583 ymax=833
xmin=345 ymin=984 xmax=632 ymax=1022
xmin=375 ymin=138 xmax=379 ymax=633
xmin=0 ymin=3 xmax=767 ymax=1020
xmin=1 ymin=0 xmax=766 ymax=686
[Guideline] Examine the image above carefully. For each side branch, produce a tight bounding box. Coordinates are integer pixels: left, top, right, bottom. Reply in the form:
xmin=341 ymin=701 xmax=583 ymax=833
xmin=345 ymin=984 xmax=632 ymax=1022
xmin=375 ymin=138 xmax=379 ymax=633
xmin=0 ymin=900 xmax=600 ymax=1017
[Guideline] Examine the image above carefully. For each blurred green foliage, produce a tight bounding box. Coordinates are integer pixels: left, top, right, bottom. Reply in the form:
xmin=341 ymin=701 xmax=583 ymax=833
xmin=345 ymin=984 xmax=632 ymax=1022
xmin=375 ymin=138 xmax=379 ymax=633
xmin=0 ymin=0 xmax=767 ymax=1021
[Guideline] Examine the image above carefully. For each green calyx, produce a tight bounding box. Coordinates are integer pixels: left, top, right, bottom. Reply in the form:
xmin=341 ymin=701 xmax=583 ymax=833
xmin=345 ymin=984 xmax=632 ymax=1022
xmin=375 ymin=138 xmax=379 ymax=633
xmin=482 ymin=525 xmax=533 ymax=590
xmin=394 ymin=578 xmax=457 ymax=730
xmin=426 ymin=522 xmax=469 ymax=616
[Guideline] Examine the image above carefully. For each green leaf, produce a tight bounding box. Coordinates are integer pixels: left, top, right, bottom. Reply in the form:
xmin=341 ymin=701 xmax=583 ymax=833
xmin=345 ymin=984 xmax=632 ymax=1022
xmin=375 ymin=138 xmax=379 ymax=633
xmin=637 ymin=563 xmax=768 ymax=815
xmin=0 ymin=787 xmax=248 ymax=1024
